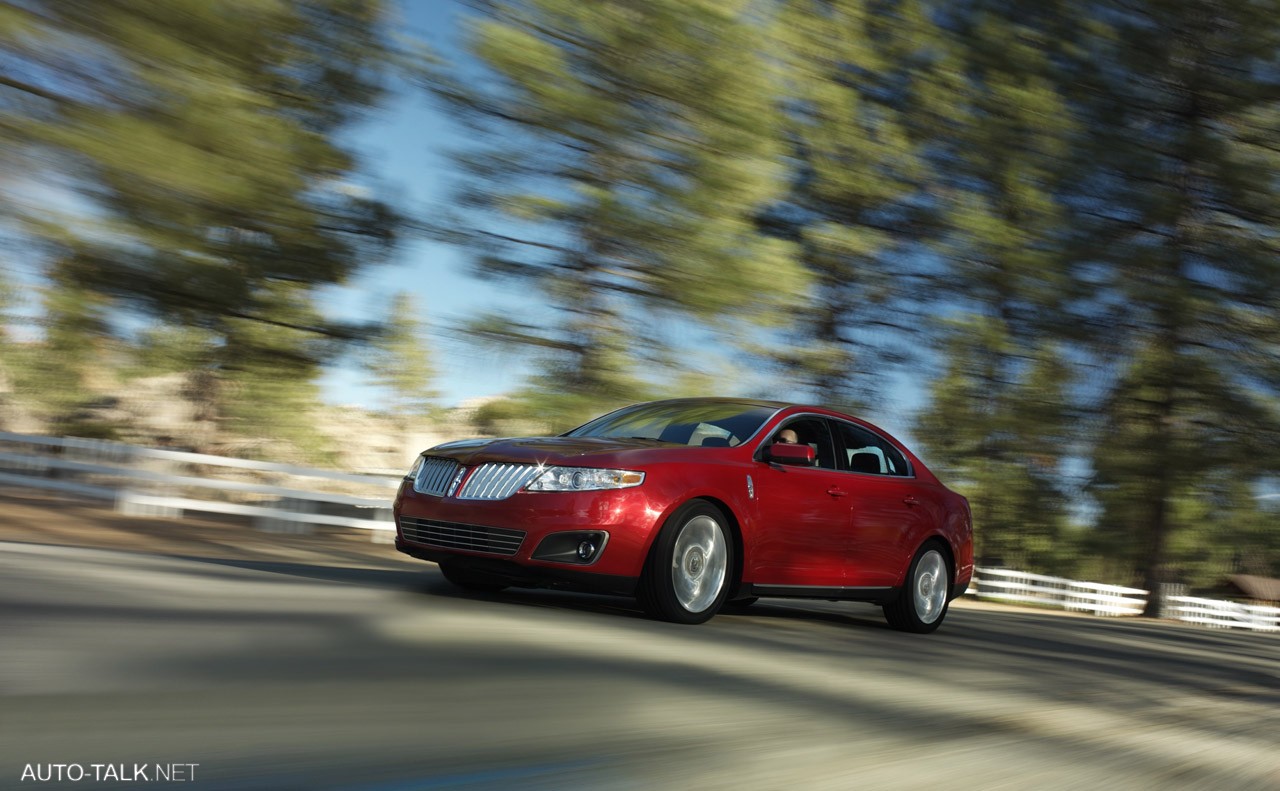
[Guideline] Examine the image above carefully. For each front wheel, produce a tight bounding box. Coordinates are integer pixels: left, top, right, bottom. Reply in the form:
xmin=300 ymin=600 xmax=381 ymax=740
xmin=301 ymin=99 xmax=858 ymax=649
xmin=638 ymin=501 xmax=733 ymax=624
xmin=883 ymin=542 xmax=951 ymax=633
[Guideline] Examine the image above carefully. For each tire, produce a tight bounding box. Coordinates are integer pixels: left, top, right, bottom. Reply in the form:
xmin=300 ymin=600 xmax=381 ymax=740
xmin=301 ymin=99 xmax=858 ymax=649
xmin=883 ymin=541 xmax=952 ymax=633
xmin=638 ymin=500 xmax=734 ymax=624
xmin=438 ymin=561 xmax=507 ymax=593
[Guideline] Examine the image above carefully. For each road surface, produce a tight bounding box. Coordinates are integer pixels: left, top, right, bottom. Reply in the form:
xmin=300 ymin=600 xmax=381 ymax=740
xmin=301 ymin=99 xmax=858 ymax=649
xmin=0 ymin=501 xmax=1276 ymax=790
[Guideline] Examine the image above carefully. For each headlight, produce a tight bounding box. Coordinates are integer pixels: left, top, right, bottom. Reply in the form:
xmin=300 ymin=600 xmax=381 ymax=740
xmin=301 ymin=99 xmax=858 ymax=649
xmin=525 ymin=466 xmax=645 ymax=492
xmin=405 ymin=456 xmax=424 ymax=481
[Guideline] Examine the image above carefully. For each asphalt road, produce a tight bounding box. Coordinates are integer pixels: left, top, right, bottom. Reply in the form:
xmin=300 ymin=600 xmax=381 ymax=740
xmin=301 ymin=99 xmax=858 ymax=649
xmin=2 ymin=535 xmax=1277 ymax=790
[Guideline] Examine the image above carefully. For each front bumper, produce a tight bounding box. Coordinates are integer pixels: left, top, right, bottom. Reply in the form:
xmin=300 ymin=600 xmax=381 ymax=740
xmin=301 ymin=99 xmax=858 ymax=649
xmin=393 ymin=481 xmax=664 ymax=581
xmin=395 ymin=537 xmax=639 ymax=596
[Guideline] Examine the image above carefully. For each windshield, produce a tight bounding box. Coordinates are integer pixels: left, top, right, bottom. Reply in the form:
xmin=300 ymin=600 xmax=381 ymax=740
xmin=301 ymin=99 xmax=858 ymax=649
xmin=565 ymin=401 xmax=780 ymax=447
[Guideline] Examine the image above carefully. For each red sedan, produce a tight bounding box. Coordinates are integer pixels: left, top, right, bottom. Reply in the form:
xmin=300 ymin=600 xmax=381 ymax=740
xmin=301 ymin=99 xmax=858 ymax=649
xmin=394 ymin=398 xmax=973 ymax=632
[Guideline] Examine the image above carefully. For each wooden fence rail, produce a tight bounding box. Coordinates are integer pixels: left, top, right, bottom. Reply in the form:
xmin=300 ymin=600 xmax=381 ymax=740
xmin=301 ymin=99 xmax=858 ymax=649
xmin=972 ymin=568 xmax=1276 ymax=633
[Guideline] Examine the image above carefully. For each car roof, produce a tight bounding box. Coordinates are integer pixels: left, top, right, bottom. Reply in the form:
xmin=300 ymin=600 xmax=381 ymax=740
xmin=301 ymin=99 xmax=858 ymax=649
xmin=637 ymin=397 xmax=794 ymax=409
xmin=636 ymin=397 xmax=848 ymax=416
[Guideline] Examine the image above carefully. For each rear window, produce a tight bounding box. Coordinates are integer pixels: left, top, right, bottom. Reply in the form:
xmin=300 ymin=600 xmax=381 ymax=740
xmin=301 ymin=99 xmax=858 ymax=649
xmin=832 ymin=420 xmax=911 ymax=476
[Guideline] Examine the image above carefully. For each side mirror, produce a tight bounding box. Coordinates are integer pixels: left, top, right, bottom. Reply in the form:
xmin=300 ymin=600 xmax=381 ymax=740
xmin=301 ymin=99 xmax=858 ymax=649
xmin=765 ymin=443 xmax=815 ymax=466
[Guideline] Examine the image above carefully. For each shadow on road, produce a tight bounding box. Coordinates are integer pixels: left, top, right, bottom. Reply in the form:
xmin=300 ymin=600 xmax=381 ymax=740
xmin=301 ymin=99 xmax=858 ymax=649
xmin=174 ymin=555 xmax=429 ymax=591
xmin=4 ymin=538 xmax=1279 ymax=791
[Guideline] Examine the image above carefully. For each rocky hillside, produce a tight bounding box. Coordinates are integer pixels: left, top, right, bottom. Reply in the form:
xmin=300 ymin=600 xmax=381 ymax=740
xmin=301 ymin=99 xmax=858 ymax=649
xmin=0 ymin=372 xmax=527 ymax=474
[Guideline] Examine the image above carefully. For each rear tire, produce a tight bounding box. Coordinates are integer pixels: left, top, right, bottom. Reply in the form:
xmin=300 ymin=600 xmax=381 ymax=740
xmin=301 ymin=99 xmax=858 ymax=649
xmin=883 ymin=541 xmax=951 ymax=633
xmin=638 ymin=500 xmax=733 ymax=624
xmin=438 ymin=561 xmax=507 ymax=593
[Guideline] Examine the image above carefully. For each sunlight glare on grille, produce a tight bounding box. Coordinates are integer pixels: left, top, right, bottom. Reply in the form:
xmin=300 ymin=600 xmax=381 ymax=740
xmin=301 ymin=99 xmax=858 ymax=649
xmin=457 ymin=463 xmax=539 ymax=500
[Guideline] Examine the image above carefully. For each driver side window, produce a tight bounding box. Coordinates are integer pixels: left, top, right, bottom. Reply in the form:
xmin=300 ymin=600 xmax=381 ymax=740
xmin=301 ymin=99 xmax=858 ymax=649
xmin=768 ymin=418 xmax=838 ymax=470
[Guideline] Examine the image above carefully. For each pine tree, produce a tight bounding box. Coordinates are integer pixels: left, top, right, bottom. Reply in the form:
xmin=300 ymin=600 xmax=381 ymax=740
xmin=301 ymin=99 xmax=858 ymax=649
xmin=429 ymin=0 xmax=807 ymax=425
xmin=760 ymin=0 xmax=943 ymax=410
xmin=1070 ymin=0 xmax=1280 ymax=611
xmin=0 ymin=0 xmax=406 ymax=455
xmin=365 ymin=292 xmax=439 ymax=419
xmin=912 ymin=1 xmax=1083 ymax=573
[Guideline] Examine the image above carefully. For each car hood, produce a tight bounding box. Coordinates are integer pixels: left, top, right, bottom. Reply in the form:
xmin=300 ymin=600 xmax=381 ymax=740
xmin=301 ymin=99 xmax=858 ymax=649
xmin=425 ymin=436 xmax=689 ymax=466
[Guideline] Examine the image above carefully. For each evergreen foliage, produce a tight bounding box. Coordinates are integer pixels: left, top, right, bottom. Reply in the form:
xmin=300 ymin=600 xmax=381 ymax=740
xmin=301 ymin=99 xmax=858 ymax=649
xmin=1064 ymin=0 xmax=1280 ymax=608
xmin=0 ymin=0 xmax=407 ymax=457
xmin=427 ymin=0 xmax=809 ymax=426
xmin=912 ymin=0 xmax=1082 ymax=574
xmin=760 ymin=0 xmax=941 ymax=411
xmin=365 ymin=292 xmax=439 ymax=418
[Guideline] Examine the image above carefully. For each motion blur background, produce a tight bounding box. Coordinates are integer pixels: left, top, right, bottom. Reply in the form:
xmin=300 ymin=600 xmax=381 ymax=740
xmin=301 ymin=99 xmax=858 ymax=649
xmin=1 ymin=0 xmax=1278 ymax=608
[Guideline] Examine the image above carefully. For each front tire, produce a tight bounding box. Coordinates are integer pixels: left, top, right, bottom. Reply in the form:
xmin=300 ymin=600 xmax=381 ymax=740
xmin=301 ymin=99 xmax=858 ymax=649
xmin=883 ymin=541 xmax=951 ymax=633
xmin=638 ymin=500 xmax=733 ymax=624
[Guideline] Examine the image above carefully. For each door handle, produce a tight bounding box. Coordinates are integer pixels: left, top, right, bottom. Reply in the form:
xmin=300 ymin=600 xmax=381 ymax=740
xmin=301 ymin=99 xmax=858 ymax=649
xmin=827 ymin=487 xmax=847 ymax=498
xmin=903 ymin=496 xmax=919 ymax=507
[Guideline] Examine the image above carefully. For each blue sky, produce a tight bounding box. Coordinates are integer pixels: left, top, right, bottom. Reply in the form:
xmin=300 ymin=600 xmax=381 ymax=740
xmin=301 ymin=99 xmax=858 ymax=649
xmin=315 ymin=0 xmax=930 ymax=443
xmin=318 ymin=0 xmax=538 ymax=408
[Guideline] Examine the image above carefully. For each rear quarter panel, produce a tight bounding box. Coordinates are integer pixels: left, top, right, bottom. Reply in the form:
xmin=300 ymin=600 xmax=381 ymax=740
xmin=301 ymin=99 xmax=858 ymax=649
xmin=943 ymin=490 xmax=975 ymax=589
xmin=859 ymin=481 xmax=972 ymax=590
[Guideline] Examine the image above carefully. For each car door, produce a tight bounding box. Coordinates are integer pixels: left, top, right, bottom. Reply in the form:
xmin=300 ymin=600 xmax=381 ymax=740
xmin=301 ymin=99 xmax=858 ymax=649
xmin=747 ymin=417 xmax=856 ymax=588
xmin=830 ymin=420 xmax=935 ymax=587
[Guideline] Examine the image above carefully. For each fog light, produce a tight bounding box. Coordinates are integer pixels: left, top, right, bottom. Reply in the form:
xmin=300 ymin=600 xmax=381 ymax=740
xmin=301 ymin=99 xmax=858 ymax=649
xmin=532 ymin=531 xmax=609 ymax=564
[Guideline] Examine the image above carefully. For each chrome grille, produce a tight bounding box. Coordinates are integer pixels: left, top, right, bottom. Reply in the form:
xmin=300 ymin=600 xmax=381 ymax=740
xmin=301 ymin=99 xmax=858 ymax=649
xmin=399 ymin=516 xmax=525 ymax=556
xmin=414 ymin=457 xmax=462 ymax=497
xmin=456 ymin=463 xmax=539 ymax=500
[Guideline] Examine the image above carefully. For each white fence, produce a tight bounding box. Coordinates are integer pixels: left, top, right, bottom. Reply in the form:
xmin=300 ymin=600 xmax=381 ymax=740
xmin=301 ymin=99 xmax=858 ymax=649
xmin=1164 ymin=596 xmax=1280 ymax=633
xmin=0 ymin=431 xmax=400 ymax=534
xmin=972 ymin=567 xmax=1148 ymax=616
xmin=972 ymin=567 xmax=1277 ymax=633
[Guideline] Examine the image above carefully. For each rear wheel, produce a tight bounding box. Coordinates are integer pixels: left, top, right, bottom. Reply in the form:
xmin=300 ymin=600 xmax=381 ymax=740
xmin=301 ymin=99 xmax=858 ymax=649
xmin=638 ymin=501 xmax=733 ymax=624
xmin=438 ymin=561 xmax=507 ymax=593
xmin=883 ymin=541 xmax=951 ymax=633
